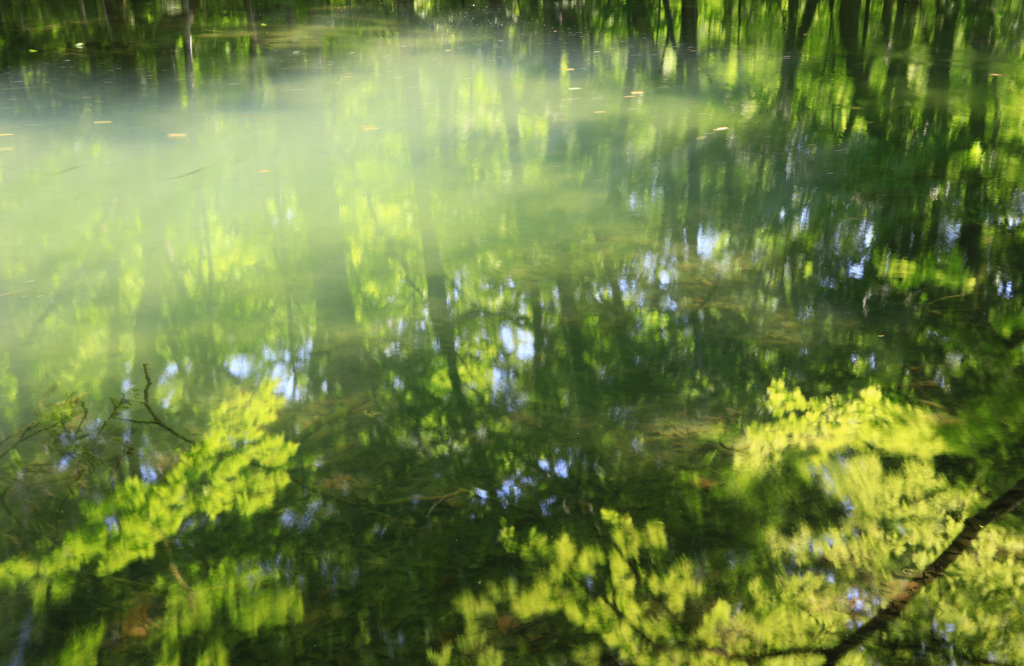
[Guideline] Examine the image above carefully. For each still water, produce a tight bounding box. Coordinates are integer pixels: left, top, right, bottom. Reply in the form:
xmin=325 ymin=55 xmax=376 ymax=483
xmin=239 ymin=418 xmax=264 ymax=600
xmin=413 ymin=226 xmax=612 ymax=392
xmin=2 ymin=2 xmax=1024 ymax=663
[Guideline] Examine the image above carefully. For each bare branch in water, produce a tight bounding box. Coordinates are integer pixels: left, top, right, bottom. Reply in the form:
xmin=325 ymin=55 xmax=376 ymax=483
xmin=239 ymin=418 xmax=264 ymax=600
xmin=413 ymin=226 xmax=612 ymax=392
xmin=121 ymin=364 xmax=195 ymax=445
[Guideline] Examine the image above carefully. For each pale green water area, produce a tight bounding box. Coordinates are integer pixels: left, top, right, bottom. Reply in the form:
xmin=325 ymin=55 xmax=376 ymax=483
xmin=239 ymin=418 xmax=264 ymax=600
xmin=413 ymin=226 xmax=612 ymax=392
xmin=3 ymin=1 xmax=1024 ymax=664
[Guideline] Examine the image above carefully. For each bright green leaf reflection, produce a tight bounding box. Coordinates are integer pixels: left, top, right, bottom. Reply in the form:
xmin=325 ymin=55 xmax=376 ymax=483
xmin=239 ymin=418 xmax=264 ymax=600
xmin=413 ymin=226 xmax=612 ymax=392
xmin=738 ymin=380 xmax=951 ymax=469
xmin=1 ymin=383 xmax=301 ymax=664
xmin=432 ymin=383 xmax=1024 ymax=664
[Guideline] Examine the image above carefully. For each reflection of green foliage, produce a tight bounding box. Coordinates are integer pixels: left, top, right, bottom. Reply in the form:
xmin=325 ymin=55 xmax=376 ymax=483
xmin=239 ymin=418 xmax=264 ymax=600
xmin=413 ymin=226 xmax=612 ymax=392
xmin=58 ymin=623 xmax=107 ymax=666
xmin=742 ymin=382 xmax=1024 ymax=663
xmin=770 ymin=451 xmax=976 ymax=599
xmin=2 ymin=383 xmax=296 ymax=605
xmin=989 ymin=305 xmax=1024 ymax=340
xmin=432 ymin=383 xmax=1024 ymax=664
xmin=2 ymin=1 xmax=1024 ymax=662
xmin=872 ymin=253 xmax=977 ymax=294
xmin=738 ymin=380 xmax=949 ymax=469
xmin=156 ymin=558 xmax=303 ymax=666
xmin=0 ymin=383 xmax=301 ymax=663
xmin=430 ymin=509 xmax=707 ymax=665
xmin=432 ymin=505 xmax=843 ymax=664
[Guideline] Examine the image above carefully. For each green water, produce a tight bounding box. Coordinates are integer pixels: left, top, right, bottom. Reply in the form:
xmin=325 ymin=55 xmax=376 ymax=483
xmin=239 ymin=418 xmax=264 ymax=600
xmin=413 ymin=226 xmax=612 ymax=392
xmin=3 ymin=1 xmax=1024 ymax=663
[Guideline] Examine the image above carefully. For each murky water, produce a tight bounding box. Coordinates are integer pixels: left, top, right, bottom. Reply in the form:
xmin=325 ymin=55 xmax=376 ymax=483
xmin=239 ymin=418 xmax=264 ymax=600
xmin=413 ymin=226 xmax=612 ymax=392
xmin=3 ymin=2 xmax=1024 ymax=663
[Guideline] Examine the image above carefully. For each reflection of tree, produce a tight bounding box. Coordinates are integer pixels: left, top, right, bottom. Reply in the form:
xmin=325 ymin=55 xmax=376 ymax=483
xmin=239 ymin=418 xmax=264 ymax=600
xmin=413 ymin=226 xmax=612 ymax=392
xmin=404 ymin=54 xmax=474 ymax=431
xmin=4 ymin=1 xmax=1024 ymax=663
xmin=296 ymin=157 xmax=364 ymax=400
xmin=825 ymin=474 xmax=1024 ymax=663
xmin=431 ymin=384 xmax=1024 ymax=664
xmin=779 ymin=0 xmax=819 ymax=113
xmin=0 ymin=382 xmax=299 ymax=664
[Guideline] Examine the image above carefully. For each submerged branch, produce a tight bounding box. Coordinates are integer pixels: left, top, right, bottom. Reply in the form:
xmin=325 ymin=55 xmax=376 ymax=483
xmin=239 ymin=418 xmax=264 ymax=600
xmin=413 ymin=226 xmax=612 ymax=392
xmin=121 ymin=364 xmax=195 ymax=445
xmin=0 ymin=394 xmax=84 ymax=462
xmin=162 ymin=539 xmax=195 ymax=610
xmin=100 ymin=393 xmax=130 ymax=436
xmin=290 ymin=470 xmax=471 ymax=521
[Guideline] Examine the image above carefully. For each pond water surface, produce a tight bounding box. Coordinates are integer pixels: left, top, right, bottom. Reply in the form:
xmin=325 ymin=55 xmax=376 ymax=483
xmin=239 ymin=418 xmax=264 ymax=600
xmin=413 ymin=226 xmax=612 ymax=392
xmin=2 ymin=2 xmax=1024 ymax=663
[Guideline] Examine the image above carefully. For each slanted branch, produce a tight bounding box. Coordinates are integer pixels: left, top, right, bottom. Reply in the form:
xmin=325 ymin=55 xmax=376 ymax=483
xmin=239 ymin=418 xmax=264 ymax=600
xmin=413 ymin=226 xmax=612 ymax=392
xmin=721 ymin=474 xmax=1024 ymax=664
xmin=820 ymin=475 xmax=1024 ymax=665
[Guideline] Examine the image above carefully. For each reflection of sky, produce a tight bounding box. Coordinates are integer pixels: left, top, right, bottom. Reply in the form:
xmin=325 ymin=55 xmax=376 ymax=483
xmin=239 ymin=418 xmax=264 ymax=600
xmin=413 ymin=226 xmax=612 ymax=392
xmin=497 ymin=477 xmax=523 ymax=504
xmin=618 ymin=278 xmax=633 ymax=302
xmin=499 ymin=325 xmax=534 ymax=361
xmin=798 ymin=207 xmax=810 ymax=231
xmin=140 ymin=464 xmax=159 ymax=484
xmin=850 ymin=352 xmax=876 ymax=371
xmin=697 ymin=227 xmax=718 ymax=259
xmin=227 ymin=354 xmax=252 ymax=379
xmin=121 ymin=361 xmax=133 ymax=393
xmin=538 ymin=457 xmax=569 ymax=478
xmin=491 ymin=325 xmax=535 ymax=405
xmin=936 ymin=620 xmax=957 ymax=641
xmin=943 ymin=217 xmax=961 ymax=247
xmin=490 ymin=367 xmax=519 ymax=405
xmin=224 ymin=340 xmax=312 ymax=400
xmin=483 ymin=455 xmax=574 ymax=515
xmin=7 ymin=608 xmax=33 ymax=666
xmin=280 ymin=500 xmax=322 ymax=531
xmin=845 ymin=587 xmax=864 ymax=612
xmin=451 ymin=270 xmax=464 ymax=305
xmin=848 ymin=221 xmax=874 ymax=279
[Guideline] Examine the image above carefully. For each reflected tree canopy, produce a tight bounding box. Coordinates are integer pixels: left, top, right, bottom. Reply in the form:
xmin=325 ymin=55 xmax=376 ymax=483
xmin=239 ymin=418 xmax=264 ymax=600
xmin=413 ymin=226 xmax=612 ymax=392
xmin=2 ymin=0 xmax=1024 ymax=663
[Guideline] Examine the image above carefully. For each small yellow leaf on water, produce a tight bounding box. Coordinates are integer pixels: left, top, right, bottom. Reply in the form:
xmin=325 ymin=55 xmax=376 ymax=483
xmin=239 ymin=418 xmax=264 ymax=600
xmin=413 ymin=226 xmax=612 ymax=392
xmin=0 ymin=133 xmax=12 ymax=136
xmin=713 ymin=126 xmax=728 ymax=131
xmin=361 ymin=125 xmax=378 ymax=131
xmin=566 ymin=67 xmax=575 ymax=71
xmin=593 ymin=110 xmax=606 ymax=114
xmin=630 ymin=90 xmax=644 ymax=95
xmin=94 ymin=120 xmax=112 ymax=124
xmin=569 ymin=87 xmax=582 ymax=90
xmin=257 ymin=170 xmax=272 ymax=173
xmin=990 ymin=73 xmax=1004 ymax=77
xmin=623 ymin=95 xmax=635 ymax=98
xmin=0 ymin=147 xmax=12 ymax=151
xmin=167 ymin=133 xmax=187 ymax=138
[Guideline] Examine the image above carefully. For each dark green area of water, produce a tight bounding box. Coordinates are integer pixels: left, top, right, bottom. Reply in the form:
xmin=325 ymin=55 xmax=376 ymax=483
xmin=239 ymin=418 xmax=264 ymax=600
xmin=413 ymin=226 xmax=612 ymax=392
xmin=2 ymin=0 xmax=1024 ymax=663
